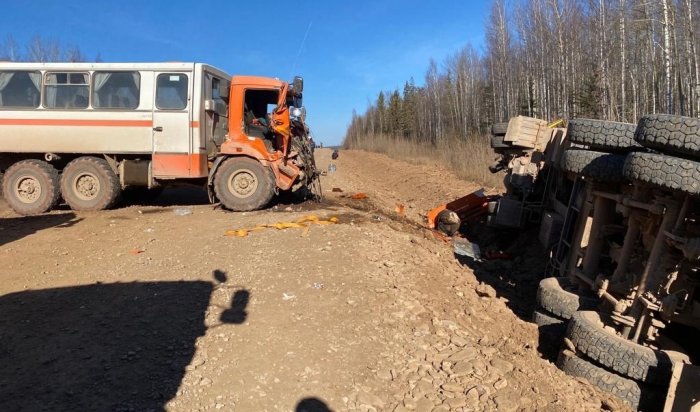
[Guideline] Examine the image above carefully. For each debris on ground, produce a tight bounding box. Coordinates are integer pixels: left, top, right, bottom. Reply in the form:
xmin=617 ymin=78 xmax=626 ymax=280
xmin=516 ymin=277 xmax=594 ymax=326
xmin=350 ymin=193 xmax=368 ymax=200
xmin=224 ymin=215 xmax=339 ymax=237
xmin=427 ymin=189 xmax=498 ymax=235
xmin=173 ymin=207 xmax=193 ymax=216
xmin=453 ymin=238 xmax=481 ymax=261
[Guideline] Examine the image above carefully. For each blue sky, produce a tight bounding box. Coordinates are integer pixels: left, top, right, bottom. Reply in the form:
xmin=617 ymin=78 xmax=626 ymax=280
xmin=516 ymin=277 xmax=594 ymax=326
xmin=1 ymin=0 xmax=489 ymax=145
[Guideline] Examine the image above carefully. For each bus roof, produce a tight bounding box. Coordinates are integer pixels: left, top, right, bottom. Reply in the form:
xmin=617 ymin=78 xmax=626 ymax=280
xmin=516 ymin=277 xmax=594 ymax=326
xmin=0 ymin=62 xmax=230 ymax=77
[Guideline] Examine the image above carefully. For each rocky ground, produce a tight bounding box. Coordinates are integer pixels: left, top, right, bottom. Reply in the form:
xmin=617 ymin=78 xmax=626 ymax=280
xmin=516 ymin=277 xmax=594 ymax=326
xmin=0 ymin=148 xmax=628 ymax=411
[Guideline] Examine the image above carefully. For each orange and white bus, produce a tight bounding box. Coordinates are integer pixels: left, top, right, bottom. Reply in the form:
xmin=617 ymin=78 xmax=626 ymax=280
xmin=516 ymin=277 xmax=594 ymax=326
xmin=0 ymin=62 xmax=316 ymax=215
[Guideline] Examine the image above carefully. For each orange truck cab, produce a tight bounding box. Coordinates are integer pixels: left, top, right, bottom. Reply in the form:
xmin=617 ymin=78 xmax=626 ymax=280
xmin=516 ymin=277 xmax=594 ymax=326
xmin=207 ymin=75 xmax=318 ymax=211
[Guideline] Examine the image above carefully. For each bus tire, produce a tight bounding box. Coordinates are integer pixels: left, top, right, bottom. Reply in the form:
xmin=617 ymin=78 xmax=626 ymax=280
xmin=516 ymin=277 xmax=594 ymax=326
xmin=214 ymin=157 xmax=275 ymax=211
xmin=61 ymin=157 xmax=121 ymax=211
xmin=2 ymin=159 xmax=60 ymax=215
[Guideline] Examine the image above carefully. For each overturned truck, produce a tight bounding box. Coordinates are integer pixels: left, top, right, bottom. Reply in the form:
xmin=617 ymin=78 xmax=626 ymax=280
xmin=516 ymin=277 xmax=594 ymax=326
xmin=489 ymin=115 xmax=700 ymax=411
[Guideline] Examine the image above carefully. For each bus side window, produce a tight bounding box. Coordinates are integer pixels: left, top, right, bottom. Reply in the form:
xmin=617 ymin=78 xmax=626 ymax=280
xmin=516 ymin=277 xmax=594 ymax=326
xmin=156 ymin=73 xmax=188 ymax=110
xmin=44 ymin=72 xmax=89 ymax=109
xmin=0 ymin=71 xmax=41 ymax=109
xmin=93 ymin=72 xmax=140 ymax=109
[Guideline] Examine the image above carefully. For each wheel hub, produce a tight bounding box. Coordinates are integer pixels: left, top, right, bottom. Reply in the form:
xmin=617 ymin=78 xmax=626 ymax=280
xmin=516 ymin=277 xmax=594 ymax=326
xmin=228 ymin=169 xmax=258 ymax=199
xmin=15 ymin=175 xmax=42 ymax=204
xmin=73 ymin=173 xmax=100 ymax=201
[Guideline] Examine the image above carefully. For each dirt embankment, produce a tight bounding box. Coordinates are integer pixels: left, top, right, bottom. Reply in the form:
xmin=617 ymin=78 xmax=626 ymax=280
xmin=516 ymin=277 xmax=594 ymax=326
xmin=0 ymin=148 xmax=627 ymax=411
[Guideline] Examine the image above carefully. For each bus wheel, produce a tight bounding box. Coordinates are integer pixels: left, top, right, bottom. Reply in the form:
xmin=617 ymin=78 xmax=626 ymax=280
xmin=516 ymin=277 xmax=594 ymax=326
xmin=2 ymin=159 xmax=60 ymax=215
xmin=214 ymin=157 xmax=275 ymax=211
xmin=61 ymin=157 xmax=121 ymax=211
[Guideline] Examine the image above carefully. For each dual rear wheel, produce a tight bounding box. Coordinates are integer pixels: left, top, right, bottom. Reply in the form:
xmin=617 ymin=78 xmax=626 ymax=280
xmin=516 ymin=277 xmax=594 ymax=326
xmin=2 ymin=156 xmax=121 ymax=215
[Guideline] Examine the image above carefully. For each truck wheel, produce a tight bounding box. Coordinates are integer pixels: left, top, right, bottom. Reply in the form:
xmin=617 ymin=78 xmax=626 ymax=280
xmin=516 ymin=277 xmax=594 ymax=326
xmin=634 ymin=114 xmax=700 ymax=159
xmin=567 ymin=311 xmax=685 ymax=385
xmin=560 ymin=149 xmax=627 ymax=183
xmin=60 ymin=157 xmax=121 ymax=211
xmin=2 ymin=159 xmax=60 ymax=215
xmin=214 ymin=157 xmax=275 ymax=211
xmin=556 ymin=349 xmax=664 ymax=411
xmin=491 ymin=122 xmax=509 ymax=136
xmin=537 ymin=277 xmax=599 ymax=320
xmin=532 ymin=309 xmax=567 ymax=335
xmin=490 ymin=134 xmax=510 ymax=149
xmin=623 ymin=151 xmax=700 ymax=195
xmin=566 ymin=119 xmax=640 ymax=151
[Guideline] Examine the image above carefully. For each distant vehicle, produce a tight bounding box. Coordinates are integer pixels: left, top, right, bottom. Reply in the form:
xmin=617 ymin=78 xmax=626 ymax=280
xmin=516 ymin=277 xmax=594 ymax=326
xmin=0 ymin=62 xmax=318 ymax=215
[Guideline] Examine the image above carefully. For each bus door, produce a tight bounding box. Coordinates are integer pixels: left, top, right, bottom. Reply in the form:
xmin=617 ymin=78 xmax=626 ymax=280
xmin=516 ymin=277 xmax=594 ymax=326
xmin=152 ymin=72 xmax=192 ymax=177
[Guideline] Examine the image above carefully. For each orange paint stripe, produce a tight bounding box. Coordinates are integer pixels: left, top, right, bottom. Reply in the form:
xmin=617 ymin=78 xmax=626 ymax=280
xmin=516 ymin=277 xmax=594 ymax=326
xmin=0 ymin=119 xmax=153 ymax=127
xmin=190 ymin=121 xmax=200 ymax=128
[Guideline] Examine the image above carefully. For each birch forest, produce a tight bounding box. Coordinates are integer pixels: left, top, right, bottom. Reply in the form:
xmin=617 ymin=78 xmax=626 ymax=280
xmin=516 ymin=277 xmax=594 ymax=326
xmin=344 ymin=0 xmax=700 ymax=149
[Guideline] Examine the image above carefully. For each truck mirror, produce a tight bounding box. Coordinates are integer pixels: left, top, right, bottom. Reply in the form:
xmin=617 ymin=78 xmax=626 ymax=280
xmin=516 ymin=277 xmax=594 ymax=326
xmin=292 ymin=76 xmax=303 ymax=94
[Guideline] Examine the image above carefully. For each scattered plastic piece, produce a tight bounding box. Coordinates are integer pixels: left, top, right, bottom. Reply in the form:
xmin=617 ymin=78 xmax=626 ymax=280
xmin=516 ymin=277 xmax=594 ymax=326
xmin=328 ymin=163 xmax=337 ymax=173
xmin=173 ymin=208 xmax=192 ymax=216
xmin=128 ymin=249 xmax=145 ymax=255
xmin=453 ymin=238 xmax=481 ymax=261
xmin=350 ymin=193 xmax=368 ymax=200
xmin=395 ymin=203 xmax=405 ymax=216
xmin=282 ymin=293 xmax=296 ymax=301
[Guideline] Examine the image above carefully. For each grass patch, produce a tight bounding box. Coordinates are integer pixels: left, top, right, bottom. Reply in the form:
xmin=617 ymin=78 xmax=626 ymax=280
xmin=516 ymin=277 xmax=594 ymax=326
xmin=344 ymin=135 xmax=503 ymax=190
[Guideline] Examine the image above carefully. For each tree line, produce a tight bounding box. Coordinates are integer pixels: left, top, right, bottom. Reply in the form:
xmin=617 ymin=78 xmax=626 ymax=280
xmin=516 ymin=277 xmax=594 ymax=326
xmin=344 ymin=0 xmax=699 ymax=148
xmin=0 ymin=35 xmax=92 ymax=62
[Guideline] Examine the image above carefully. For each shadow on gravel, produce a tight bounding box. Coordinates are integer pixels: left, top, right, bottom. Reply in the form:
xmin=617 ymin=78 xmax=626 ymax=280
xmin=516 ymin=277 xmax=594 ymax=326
xmin=455 ymin=222 xmax=549 ymax=322
xmin=0 ymin=211 xmax=81 ymax=247
xmin=0 ymin=274 xmax=249 ymax=411
xmin=295 ymin=397 xmax=333 ymax=412
xmin=121 ymin=186 xmax=210 ymax=207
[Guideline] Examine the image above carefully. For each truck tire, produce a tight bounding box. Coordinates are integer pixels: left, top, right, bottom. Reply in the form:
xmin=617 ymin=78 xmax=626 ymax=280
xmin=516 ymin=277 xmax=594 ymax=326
xmin=567 ymin=311 xmax=680 ymax=385
xmin=634 ymin=114 xmax=700 ymax=159
xmin=532 ymin=309 xmax=566 ymax=334
xmin=214 ymin=157 xmax=275 ymax=211
xmin=537 ymin=277 xmax=599 ymax=320
xmin=490 ymin=134 xmax=509 ymax=149
xmin=560 ymin=149 xmax=627 ymax=183
xmin=556 ymin=349 xmax=664 ymax=411
xmin=623 ymin=151 xmax=700 ymax=195
xmin=491 ymin=122 xmax=509 ymax=136
xmin=2 ymin=159 xmax=60 ymax=215
xmin=532 ymin=309 xmax=564 ymax=327
xmin=566 ymin=119 xmax=640 ymax=151
xmin=61 ymin=157 xmax=121 ymax=211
